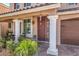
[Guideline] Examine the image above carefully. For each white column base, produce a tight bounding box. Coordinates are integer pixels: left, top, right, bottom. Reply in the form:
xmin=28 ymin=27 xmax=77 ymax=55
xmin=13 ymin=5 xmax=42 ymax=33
xmin=47 ymin=48 xmax=58 ymax=56
xmin=15 ymin=35 xmax=19 ymax=43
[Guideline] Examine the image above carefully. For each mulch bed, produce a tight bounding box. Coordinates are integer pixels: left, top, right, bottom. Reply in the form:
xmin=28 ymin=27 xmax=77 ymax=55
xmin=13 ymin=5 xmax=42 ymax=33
xmin=0 ymin=48 xmax=11 ymax=56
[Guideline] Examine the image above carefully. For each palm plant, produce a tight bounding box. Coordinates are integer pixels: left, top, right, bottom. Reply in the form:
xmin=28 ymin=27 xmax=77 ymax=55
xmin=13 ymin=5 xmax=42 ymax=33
xmin=14 ymin=39 xmax=37 ymax=56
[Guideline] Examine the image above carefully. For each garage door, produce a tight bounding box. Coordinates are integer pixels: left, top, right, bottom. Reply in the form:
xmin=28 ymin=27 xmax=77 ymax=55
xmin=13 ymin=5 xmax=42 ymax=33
xmin=61 ymin=19 xmax=79 ymax=45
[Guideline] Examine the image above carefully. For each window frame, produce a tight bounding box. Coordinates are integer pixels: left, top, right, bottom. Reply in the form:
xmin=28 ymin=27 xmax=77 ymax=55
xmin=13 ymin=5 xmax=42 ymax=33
xmin=24 ymin=3 xmax=31 ymax=7
xmin=68 ymin=3 xmax=77 ymax=5
xmin=24 ymin=19 xmax=31 ymax=34
xmin=8 ymin=22 xmax=12 ymax=29
xmin=14 ymin=3 xmax=20 ymax=9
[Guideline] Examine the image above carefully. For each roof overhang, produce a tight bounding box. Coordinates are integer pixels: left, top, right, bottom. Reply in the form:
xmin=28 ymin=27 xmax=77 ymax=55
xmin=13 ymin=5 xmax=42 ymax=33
xmin=0 ymin=3 xmax=60 ymax=21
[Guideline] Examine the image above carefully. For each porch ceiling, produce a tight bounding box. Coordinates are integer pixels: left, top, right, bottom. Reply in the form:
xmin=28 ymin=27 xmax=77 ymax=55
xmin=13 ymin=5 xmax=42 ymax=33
xmin=0 ymin=4 xmax=60 ymax=21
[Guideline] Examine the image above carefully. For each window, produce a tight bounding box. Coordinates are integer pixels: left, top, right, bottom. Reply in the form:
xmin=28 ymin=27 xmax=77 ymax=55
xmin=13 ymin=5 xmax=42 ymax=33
xmin=24 ymin=3 xmax=31 ymax=7
xmin=8 ymin=22 xmax=11 ymax=28
xmin=68 ymin=3 xmax=77 ymax=5
xmin=24 ymin=19 xmax=31 ymax=34
xmin=14 ymin=3 xmax=20 ymax=9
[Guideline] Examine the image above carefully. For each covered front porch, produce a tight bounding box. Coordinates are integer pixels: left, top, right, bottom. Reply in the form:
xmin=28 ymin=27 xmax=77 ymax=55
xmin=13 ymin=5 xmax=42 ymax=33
xmin=0 ymin=4 xmax=60 ymax=56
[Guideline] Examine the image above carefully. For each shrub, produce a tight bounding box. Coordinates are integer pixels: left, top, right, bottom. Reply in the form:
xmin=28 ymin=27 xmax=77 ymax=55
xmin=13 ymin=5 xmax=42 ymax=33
xmin=18 ymin=35 xmax=26 ymax=42
xmin=6 ymin=40 xmax=17 ymax=55
xmin=0 ymin=38 xmax=4 ymax=47
xmin=6 ymin=29 xmax=13 ymax=40
xmin=14 ymin=40 xmax=28 ymax=56
xmin=14 ymin=39 xmax=37 ymax=56
xmin=27 ymin=39 xmax=38 ymax=55
xmin=0 ymin=38 xmax=4 ymax=51
xmin=0 ymin=38 xmax=6 ymax=48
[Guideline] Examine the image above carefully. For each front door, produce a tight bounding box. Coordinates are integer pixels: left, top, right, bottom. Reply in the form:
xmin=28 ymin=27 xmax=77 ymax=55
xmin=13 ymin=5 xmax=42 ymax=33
xmin=38 ymin=16 xmax=49 ymax=42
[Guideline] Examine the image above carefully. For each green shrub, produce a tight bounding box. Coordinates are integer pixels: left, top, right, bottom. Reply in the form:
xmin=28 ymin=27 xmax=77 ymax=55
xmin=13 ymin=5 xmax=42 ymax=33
xmin=14 ymin=40 xmax=28 ymax=56
xmin=6 ymin=29 xmax=13 ymax=40
xmin=0 ymin=38 xmax=4 ymax=47
xmin=6 ymin=40 xmax=17 ymax=55
xmin=14 ymin=39 xmax=38 ymax=56
xmin=28 ymin=39 xmax=38 ymax=55
xmin=18 ymin=35 xmax=26 ymax=42
xmin=0 ymin=38 xmax=6 ymax=48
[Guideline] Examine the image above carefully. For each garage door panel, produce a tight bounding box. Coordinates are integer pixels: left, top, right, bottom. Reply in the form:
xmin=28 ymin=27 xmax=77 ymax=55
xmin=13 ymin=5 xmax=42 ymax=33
xmin=61 ymin=20 xmax=79 ymax=45
xmin=63 ymin=39 xmax=79 ymax=45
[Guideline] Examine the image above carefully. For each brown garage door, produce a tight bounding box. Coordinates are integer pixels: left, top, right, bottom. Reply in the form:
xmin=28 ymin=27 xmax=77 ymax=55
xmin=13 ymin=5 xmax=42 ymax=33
xmin=61 ymin=19 xmax=79 ymax=45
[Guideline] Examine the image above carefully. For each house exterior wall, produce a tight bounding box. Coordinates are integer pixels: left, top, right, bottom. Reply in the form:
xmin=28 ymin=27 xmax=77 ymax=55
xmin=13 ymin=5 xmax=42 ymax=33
xmin=10 ymin=3 xmax=46 ymax=11
xmin=0 ymin=3 xmax=11 ymax=37
xmin=57 ymin=3 xmax=79 ymax=45
xmin=1 ymin=3 xmax=79 ymax=52
xmin=10 ymin=3 xmax=24 ymax=11
xmin=0 ymin=3 xmax=61 ymax=46
xmin=0 ymin=3 xmax=61 ymax=55
xmin=58 ymin=3 xmax=79 ymax=11
xmin=32 ymin=16 xmax=38 ymax=39
xmin=0 ymin=3 xmax=11 ymax=14
xmin=0 ymin=22 xmax=8 ymax=37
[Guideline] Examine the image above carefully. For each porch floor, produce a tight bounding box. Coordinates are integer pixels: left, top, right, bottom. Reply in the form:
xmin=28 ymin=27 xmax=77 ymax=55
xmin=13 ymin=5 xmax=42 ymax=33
xmin=38 ymin=43 xmax=79 ymax=56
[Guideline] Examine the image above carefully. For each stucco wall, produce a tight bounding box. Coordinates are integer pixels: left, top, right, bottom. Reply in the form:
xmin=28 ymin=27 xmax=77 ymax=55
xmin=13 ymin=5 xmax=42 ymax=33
xmin=0 ymin=3 xmax=11 ymax=14
xmin=58 ymin=3 xmax=79 ymax=11
xmin=0 ymin=22 xmax=8 ymax=37
xmin=10 ymin=3 xmax=46 ymax=11
xmin=32 ymin=16 xmax=38 ymax=39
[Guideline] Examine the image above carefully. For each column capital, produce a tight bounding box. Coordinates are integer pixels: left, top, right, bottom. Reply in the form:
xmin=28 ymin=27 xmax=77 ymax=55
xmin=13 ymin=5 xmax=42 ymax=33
xmin=47 ymin=15 xmax=58 ymax=20
xmin=13 ymin=19 xmax=21 ymax=22
xmin=13 ymin=19 xmax=18 ymax=22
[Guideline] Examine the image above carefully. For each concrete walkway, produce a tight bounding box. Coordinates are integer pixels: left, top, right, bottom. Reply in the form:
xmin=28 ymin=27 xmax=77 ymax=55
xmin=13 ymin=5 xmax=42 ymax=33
xmin=38 ymin=43 xmax=79 ymax=56
xmin=38 ymin=43 xmax=48 ymax=56
xmin=58 ymin=44 xmax=79 ymax=56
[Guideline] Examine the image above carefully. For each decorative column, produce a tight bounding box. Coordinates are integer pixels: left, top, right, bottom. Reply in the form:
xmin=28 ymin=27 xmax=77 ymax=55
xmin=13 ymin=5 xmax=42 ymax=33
xmin=0 ymin=23 xmax=2 ymax=38
xmin=12 ymin=22 xmax=15 ymax=35
xmin=20 ymin=20 xmax=24 ymax=35
xmin=47 ymin=15 xmax=58 ymax=55
xmin=13 ymin=19 xmax=20 ymax=43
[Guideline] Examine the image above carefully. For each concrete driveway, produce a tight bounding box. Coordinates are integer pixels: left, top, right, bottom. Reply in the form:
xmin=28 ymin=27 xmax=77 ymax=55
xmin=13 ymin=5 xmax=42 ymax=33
xmin=38 ymin=43 xmax=79 ymax=56
xmin=58 ymin=44 xmax=79 ymax=56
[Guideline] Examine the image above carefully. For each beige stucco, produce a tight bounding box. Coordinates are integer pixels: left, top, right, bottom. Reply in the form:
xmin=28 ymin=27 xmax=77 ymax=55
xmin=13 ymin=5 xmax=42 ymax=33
xmin=32 ymin=16 xmax=38 ymax=39
xmin=58 ymin=10 xmax=79 ymax=20
xmin=56 ymin=18 xmax=61 ymax=45
xmin=0 ymin=22 xmax=8 ymax=37
xmin=58 ymin=3 xmax=79 ymax=11
xmin=56 ymin=10 xmax=79 ymax=45
xmin=10 ymin=3 xmax=46 ymax=11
